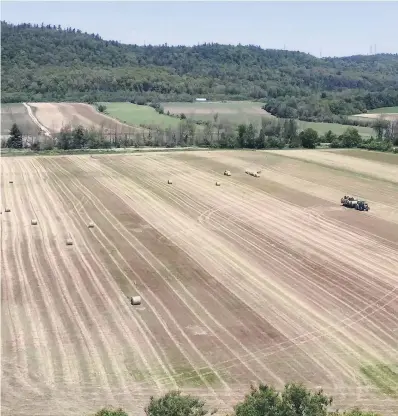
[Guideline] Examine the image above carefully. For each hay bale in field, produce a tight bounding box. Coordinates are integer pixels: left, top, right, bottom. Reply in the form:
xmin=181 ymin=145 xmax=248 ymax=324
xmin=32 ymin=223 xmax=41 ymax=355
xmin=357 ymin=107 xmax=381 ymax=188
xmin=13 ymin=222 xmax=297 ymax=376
xmin=257 ymin=170 xmax=262 ymax=174
xmin=131 ymin=296 xmax=141 ymax=305
xmin=9 ymin=181 xmax=13 ymax=184
xmin=245 ymin=169 xmax=249 ymax=174
xmin=88 ymin=222 xmax=95 ymax=228
xmin=5 ymin=208 xmax=11 ymax=213
xmin=215 ymin=181 xmax=221 ymax=186
xmin=66 ymin=238 xmax=73 ymax=246
xmin=224 ymin=170 xmax=231 ymax=176
xmin=167 ymin=179 xmax=173 ymax=184
xmin=31 ymin=219 xmax=38 ymax=225
xmin=254 ymin=173 xmax=260 ymax=178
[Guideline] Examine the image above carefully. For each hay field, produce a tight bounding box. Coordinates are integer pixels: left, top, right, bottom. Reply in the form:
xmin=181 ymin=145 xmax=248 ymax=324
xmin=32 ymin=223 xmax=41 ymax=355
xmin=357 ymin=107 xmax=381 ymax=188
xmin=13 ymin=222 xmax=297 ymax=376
xmin=101 ymin=102 xmax=182 ymax=128
xmin=1 ymin=149 xmax=398 ymax=416
xmin=163 ymin=101 xmax=274 ymax=124
xmin=163 ymin=101 xmax=374 ymax=137
xmin=28 ymin=103 xmax=145 ymax=134
xmin=352 ymin=107 xmax=398 ymax=122
xmin=368 ymin=107 xmax=398 ymax=114
xmin=1 ymin=103 xmax=39 ymax=136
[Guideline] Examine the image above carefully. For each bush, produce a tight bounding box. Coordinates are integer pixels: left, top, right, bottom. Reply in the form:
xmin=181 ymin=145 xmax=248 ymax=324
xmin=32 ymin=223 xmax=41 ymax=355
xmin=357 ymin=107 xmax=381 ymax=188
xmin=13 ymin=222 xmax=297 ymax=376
xmin=359 ymin=139 xmax=393 ymax=152
xmin=90 ymin=383 xmax=383 ymax=416
xmin=330 ymin=138 xmax=343 ymax=148
xmin=93 ymin=407 xmax=128 ymax=416
xmin=96 ymin=104 xmax=107 ymax=113
xmin=145 ymin=391 xmax=207 ymax=416
xmin=299 ymin=128 xmax=318 ymax=149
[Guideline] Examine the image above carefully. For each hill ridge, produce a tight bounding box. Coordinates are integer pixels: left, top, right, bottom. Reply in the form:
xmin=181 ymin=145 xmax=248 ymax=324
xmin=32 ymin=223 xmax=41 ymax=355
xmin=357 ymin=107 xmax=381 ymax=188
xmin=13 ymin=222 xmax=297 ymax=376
xmin=1 ymin=21 xmax=398 ymax=122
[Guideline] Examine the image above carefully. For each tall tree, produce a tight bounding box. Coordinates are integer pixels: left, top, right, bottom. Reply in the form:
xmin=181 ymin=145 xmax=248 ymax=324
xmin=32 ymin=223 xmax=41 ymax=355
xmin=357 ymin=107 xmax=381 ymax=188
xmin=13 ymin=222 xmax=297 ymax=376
xmin=299 ymin=128 xmax=319 ymax=149
xmin=8 ymin=123 xmax=23 ymax=148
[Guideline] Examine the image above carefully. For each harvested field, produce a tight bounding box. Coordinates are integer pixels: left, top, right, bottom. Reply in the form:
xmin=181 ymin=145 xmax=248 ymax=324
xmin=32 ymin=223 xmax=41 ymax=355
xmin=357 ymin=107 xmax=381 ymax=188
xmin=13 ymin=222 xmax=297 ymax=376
xmin=163 ymin=101 xmax=374 ymax=137
xmin=1 ymin=149 xmax=398 ymax=416
xmin=28 ymin=102 xmax=145 ymax=134
xmin=1 ymin=103 xmax=39 ymax=136
xmin=329 ymin=149 xmax=398 ymax=165
xmin=163 ymin=101 xmax=275 ymax=125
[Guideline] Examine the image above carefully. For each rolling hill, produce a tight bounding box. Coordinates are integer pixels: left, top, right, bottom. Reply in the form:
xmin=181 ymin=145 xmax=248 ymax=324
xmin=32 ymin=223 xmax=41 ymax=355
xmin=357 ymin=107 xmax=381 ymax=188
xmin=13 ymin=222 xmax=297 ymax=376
xmin=1 ymin=21 xmax=398 ymax=123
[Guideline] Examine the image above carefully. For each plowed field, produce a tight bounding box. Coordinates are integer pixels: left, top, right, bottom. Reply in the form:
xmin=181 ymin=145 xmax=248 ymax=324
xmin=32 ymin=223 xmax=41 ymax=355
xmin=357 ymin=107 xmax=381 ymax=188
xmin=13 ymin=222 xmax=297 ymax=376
xmin=1 ymin=149 xmax=397 ymax=416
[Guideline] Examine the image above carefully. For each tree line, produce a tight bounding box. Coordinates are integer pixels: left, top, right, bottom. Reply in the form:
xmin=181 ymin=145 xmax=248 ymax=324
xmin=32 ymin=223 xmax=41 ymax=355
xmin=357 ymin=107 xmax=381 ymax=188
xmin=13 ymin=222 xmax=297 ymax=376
xmin=90 ymin=383 xmax=380 ymax=416
xmin=1 ymin=21 xmax=398 ymax=123
xmin=3 ymin=116 xmax=397 ymax=153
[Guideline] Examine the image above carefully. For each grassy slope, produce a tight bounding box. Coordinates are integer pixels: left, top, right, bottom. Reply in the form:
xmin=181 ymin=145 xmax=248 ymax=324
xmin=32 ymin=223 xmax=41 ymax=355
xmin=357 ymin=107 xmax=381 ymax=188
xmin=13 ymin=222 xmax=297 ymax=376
xmin=99 ymin=102 xmax=182 ymax=128
xmin=368 ymin=106 xmax=398 ymax=114
xmin=163 ymin=101 xmax=374 ymax=137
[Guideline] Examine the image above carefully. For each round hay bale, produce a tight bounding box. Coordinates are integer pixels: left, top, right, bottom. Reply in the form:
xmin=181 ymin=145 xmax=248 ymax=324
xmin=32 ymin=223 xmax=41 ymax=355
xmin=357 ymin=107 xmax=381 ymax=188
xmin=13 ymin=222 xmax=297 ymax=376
xmin=131 ymin=296 xmax=142 ymax=305
xmin=215 ymin=181 xmax=221 ymax=186
xmin=31 ymin=219 xmax=38 ymax=225
xmin=5 ymin=208 xmax=11 ymax=213
xmin=88 ymin=222 xmax=95 ymax=228
xmin=167 ymin=179 xmax=173 ymax=184
xmin=66 ymin=238 xmax=73 ymax=246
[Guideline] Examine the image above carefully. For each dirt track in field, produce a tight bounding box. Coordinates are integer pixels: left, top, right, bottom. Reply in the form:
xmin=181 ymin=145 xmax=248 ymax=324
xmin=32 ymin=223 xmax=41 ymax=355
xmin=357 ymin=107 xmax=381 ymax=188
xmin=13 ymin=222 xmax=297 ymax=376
xmin=27 ymin=102 xmax=145 ymax=134
xmin=1 ymin=150 xmax=398 ymax=416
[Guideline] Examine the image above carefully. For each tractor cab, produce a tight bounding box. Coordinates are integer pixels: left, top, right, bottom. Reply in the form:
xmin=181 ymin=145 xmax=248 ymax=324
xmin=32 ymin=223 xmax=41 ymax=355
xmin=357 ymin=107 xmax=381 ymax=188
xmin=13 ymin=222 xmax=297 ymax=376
xmin=356 ymin=200 xmax=369 ymax=211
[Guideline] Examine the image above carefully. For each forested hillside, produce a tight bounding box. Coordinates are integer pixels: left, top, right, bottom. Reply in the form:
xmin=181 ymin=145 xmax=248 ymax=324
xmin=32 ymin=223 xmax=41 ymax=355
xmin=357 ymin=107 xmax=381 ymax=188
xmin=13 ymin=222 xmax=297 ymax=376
xmin=2 ymin=21 xmax=398 ymax=122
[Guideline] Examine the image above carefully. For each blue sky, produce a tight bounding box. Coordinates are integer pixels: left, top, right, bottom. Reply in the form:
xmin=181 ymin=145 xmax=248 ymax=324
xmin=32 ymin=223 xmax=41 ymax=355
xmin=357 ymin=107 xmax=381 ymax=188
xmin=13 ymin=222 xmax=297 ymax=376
xmin=1 ymin=1 xmax=397 ymax=57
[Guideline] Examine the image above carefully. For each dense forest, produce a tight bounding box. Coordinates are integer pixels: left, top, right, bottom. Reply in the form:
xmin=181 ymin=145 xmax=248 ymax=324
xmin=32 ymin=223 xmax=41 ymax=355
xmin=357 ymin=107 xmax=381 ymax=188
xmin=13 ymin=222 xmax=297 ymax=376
xmin=2 ymin=21 xmax=398 ymax=122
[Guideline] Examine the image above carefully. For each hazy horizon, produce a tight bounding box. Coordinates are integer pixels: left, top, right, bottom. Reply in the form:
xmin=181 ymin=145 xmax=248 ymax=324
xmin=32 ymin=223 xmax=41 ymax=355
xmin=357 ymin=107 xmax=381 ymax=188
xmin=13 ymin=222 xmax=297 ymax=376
xmin=1 ymin=1 xmax=397 ymax=58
